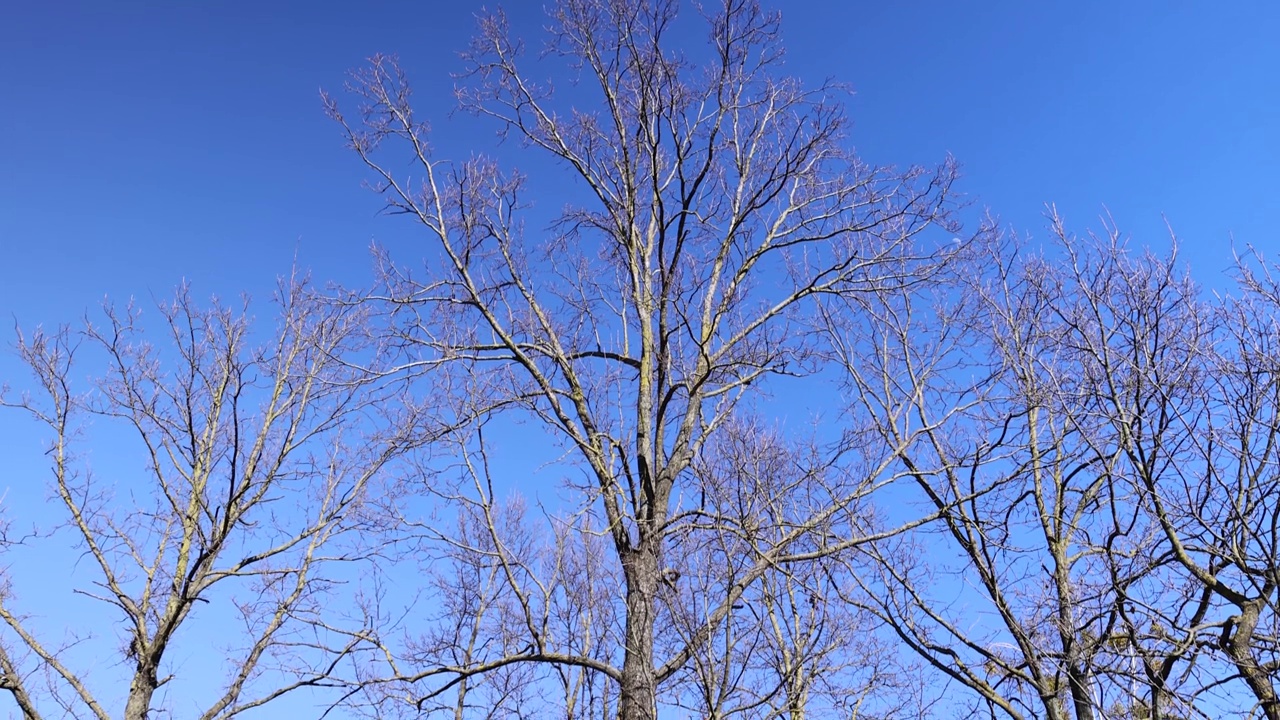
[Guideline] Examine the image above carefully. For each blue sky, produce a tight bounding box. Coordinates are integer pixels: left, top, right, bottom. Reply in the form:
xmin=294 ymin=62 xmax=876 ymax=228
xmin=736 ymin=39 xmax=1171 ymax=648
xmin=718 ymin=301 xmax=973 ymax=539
xmin=2 ymin=1 xmax=1276 ymax=324
xmin=1 ymin=1 xmax=1278 ymax=716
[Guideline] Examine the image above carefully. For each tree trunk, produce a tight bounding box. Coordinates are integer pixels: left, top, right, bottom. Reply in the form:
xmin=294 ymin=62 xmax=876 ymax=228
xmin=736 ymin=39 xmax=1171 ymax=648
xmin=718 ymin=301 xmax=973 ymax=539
xmin=1066 ymin=664 xmax=1095 ymax=720
xmin=619 ymin=545 xmax=660 ymax=720
xmin=787 ymin=690 xmax=807 ymax=720
xmin=123 ymin=669 xmax=156 ymax=720
xmin=1225 ymin=600 xmax=1279 ymax=720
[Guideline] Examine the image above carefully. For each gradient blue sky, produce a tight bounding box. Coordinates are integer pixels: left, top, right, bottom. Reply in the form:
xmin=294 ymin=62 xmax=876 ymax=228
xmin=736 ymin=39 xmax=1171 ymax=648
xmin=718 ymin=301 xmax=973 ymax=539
xmin=2 ymin=1 xmax=1277 ymax=324
xmin=1 ymin=1 xmax=1278 ymax=715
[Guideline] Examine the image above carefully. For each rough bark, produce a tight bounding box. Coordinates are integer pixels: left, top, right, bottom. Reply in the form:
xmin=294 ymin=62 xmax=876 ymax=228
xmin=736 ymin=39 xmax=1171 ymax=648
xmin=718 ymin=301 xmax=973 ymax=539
xmin=619 ymin=546 xmax=660 ymax=720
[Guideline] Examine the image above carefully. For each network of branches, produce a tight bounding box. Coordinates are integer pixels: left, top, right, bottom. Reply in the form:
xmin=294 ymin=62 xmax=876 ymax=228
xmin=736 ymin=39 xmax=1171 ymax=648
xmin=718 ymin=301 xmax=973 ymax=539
xmin=1 ymin=2 xmax=1276 ymax=719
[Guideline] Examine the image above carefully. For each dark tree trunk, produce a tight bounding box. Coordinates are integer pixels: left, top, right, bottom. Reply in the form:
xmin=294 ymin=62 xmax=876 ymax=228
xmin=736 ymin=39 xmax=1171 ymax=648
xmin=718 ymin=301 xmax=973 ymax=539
xmin=1066 ymin=664 xmax=1095 ymax=720
xmin=1224 ymin=600 xmax=1280 ymax=720
xmin=619 ymin=544 xmax=660 ymax=720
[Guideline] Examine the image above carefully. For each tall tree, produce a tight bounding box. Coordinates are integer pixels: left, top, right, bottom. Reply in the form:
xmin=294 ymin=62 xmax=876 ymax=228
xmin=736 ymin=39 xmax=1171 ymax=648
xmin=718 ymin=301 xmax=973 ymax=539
xmin=324 ymin=0 xmax=959 ymax=717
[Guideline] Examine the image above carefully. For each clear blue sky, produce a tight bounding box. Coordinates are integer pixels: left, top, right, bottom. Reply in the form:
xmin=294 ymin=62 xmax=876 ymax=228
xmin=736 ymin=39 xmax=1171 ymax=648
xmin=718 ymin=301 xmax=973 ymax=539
xmin=2 ymin=1 xmax=1276 ymax=324
xmin=6 ymin=0 xmax=1274 ymax=497
xmin=1 ymin=1 xmax=1277 ymax=715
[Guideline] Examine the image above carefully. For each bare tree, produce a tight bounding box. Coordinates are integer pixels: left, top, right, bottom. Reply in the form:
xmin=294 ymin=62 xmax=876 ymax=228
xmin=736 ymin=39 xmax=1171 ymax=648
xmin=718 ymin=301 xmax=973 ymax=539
xmin=838 ymin=209 xmax=1280 ymax=720
xmin=1007 ymin=223 xmax=1280 ymax=719
xmin=1199 ymin=255 xmax=1280 ymax=718
xmin=831 ymin=217 xmax=1212 ymax=720
xmin=1033 ymin=219 xmax=1213 ymax=720
xmin=663 ymin=421 xmax=924 ymax=720
xmin=0 ymin=279 xmax=415 ymax=720
xmin=323 ymin=0 xmax=959 ymax=717
xmin=368 ymin=424 xmax=623 ymax=720
xmin=1098 ymin=247 xmax=1280 ymax=720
